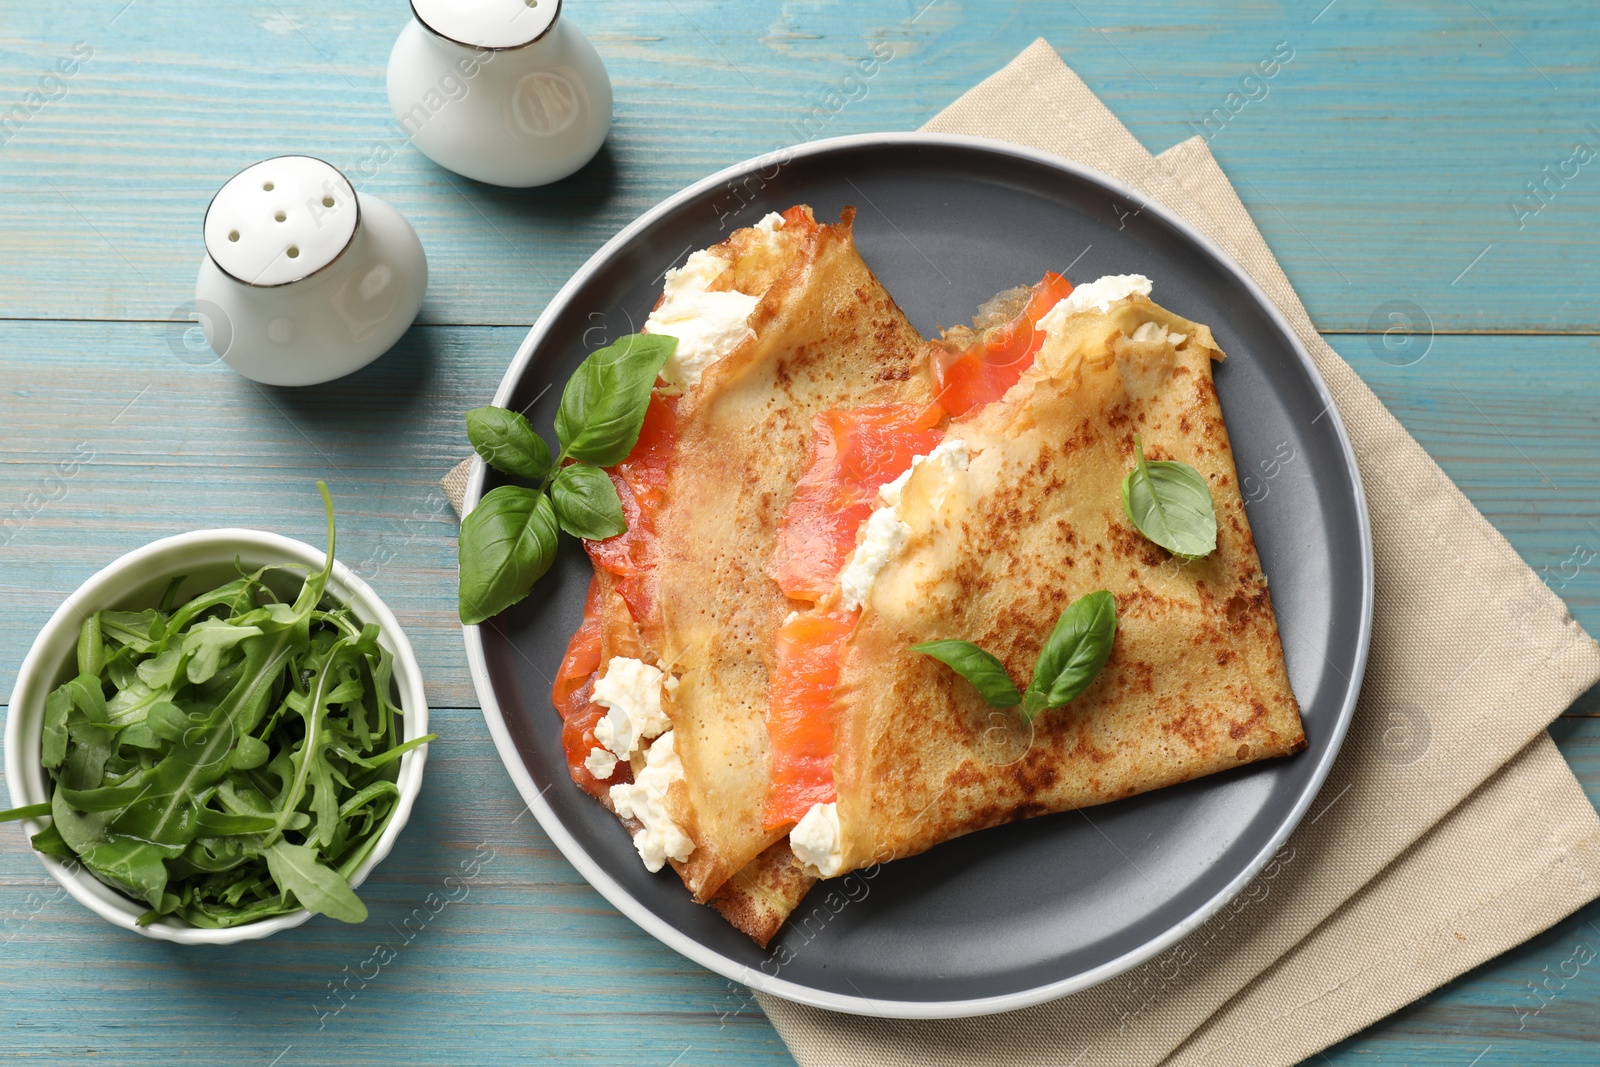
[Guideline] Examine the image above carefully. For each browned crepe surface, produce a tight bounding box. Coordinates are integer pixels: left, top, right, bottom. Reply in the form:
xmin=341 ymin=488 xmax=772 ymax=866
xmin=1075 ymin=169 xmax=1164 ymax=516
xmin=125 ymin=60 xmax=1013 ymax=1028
xmin=829 ymin=294 xmax=1304 ymax=873
xmin=709 ymin=841 xmax=817 ymax=948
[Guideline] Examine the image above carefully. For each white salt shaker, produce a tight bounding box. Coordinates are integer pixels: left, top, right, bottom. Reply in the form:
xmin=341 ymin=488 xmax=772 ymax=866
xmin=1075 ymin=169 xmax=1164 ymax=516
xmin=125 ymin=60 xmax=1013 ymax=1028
xmin=386 ymin=0 xmax=612 ymax=187
xmin=195 ymin=156 xmax=428 ymax=387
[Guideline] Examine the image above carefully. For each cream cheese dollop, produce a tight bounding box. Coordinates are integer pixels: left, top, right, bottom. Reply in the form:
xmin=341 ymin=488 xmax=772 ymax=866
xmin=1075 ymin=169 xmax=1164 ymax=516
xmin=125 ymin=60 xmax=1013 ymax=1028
xmin=838 ymin=438 xmax=970 ymax=612
xmin=838 ymin=507 xmax=912 ymax=612
xmin=790 ymin=801 xmax=845 ymax=878
xmin=584 ymin=747 xmax=619 ymax=779
xmin=1036 ymin=274 xmax=1154 ymax=339
xmin=644 ymin=212 xmax=786 ymax=390
xmin=609 ymin=731 xmax=695 ymax=872
xmin=592 ymin=657 xmax=671 ymax=762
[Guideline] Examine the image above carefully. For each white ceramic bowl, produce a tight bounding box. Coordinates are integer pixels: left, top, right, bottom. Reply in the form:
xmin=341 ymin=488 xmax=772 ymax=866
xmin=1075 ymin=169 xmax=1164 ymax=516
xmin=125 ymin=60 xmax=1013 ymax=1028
xmin=3 ymin=529 xmax=430 ymax=944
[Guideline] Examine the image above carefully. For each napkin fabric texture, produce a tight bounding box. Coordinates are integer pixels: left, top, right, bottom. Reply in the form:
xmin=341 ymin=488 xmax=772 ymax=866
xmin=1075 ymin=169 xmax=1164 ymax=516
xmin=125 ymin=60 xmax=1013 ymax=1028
xmin=440 ymin=40 xmax=1600 ymax=1067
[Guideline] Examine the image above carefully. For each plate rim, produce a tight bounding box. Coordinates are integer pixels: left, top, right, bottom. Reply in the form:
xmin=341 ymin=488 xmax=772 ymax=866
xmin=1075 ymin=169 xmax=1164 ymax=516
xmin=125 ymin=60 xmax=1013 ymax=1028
xmin=461 ymin=131 xmax=1374 ymax=1019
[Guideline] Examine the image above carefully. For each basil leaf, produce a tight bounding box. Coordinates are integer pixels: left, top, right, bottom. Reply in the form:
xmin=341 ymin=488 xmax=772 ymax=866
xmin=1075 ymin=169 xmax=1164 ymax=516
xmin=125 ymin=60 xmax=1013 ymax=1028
xmin=457 ymin=486 xmax=559 ymax=625
xmin=466 ymin=406 xmax=553 ymax=480
xmin=554 ymin=333 xmax=677 ymax=466
xmin=1023 ymin=590 xmax=1117 ymax=722
xmin=912 ymin=640 xmax=1021 ymax=709
xmin=1120 ymin=433 xmax=1217 ymax=559
xmin=550 ymin=463 xmax=628 ymax=541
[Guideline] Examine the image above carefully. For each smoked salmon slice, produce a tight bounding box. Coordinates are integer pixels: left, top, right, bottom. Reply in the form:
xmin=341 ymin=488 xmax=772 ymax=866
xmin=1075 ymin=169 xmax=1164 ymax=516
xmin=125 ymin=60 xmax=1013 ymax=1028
xmin=763 ymin=610 xmax=857 ymax=827
xmin=767 ymin=403 xmax=943 ymax=601
xmin=931 ymin=271 xmax=1073 ymax=416
xmin=550 ymin=575 xmax=633 ymax=799
xmin=584 ymin=392 xmax=678 ymax=643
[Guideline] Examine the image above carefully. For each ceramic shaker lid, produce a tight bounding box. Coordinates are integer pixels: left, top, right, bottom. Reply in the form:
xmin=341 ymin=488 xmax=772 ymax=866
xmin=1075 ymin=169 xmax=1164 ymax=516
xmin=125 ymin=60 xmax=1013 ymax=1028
xmin=411 ymin=0 xmax=560 ymax=50
xmin=203 ymin=156 xmax=358 ymax=287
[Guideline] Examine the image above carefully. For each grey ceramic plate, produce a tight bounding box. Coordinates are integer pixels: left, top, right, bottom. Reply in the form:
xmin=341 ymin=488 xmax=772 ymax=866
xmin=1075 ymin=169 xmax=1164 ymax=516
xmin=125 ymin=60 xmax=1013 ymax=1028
xmin=465 ymin=133 xmax=1372 ymax=1019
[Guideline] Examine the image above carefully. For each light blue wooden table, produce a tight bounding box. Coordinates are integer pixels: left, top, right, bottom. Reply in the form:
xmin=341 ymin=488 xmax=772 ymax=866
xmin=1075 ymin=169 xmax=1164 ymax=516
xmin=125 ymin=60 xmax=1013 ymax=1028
xmin=2 ymin=2 xmax=1598 ymax=1063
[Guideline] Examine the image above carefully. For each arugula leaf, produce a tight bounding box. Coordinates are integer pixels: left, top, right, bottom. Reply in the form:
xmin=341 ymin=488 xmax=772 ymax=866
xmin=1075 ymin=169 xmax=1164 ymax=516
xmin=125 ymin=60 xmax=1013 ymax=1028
xmin=554 ymin=334 xmax=677 ymax=465
xmin=76 ymin=612 xmax=103 ymax=679
xmin=550 ymin=462 xmax=627 ymax=540
xmin=41 ymin=688 xmax=70 ymax=769
xmin=457 ymin=486 xmax=559 ymax=626
xmin=63 ymin=674 xmax=107 ymax=726
xmin=135 ymin=647 xmax=184 ymax=690
xmin=911 ymin=640 xmax=1022 ymax=708
xmin=182 ymin=618 xmax=263 ymax=684
xmin=97 ymin=609 xmax=166 ymax=654
xmin=145 ymin=701 xmax=191 ymax=744
xmin=0 ymin=803 xmax=51 ymax=823
xmin=193 ymin=809 xmax=277 ymax=835
xmin=263 ymin=841 xmax=367 ymax=923
xmin=82 ymin=835 xmax=173 ymax=907
xmin=467 ymin=405 xmax=553 ymax=480
xmin=29 ymin=823 xmax=74 ymax=857
xmin=60 ymin=722 xmax=114 ymax=792
xmin=1022 ymin=591 xmax=1118 ymax=722
xmin=1121 ymin=433 xmax=1217 ymax=559
xmin=230 ymin=734 xmax=269 ymax=771
xmin=266 ymin=630 xmax=357 ymax=847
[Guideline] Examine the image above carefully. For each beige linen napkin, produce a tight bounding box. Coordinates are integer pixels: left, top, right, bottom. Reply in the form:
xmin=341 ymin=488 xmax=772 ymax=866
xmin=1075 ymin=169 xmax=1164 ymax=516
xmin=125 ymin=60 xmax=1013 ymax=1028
xmin=441 ymin=40 xmax=1600 ymax=1067
xmin=750 ymin=41 xmax=1600 ymax=1067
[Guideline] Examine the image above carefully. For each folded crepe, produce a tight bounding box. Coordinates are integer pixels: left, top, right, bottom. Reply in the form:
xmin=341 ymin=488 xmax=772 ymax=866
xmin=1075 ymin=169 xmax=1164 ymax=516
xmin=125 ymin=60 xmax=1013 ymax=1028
xmin=553 ymin=239 xmax=1306 ymax=945
xmin=772 ymin=278 xmax=1306 ymax=882
xmin=550 ymin=206 xmax=933 ymax=939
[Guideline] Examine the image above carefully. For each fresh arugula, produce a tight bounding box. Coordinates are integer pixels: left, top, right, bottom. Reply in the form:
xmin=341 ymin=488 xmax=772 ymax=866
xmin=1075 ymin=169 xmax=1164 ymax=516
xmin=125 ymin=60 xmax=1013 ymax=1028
xmin=1121 ymin=433 xmax=1217 ymax=559
xmin=0 ymin=484 xmax=435 ymax=928
xmin=458 ymin=333 xmax=676 ymax=625
xmin=913 ymin=590 xmax=1118 ymax=724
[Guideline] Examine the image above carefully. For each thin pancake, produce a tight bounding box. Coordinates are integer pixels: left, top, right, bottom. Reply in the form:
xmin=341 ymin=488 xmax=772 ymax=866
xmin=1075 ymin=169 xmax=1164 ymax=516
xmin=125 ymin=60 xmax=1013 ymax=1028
xmin=655 ymin=211 xmax=932 ymax=901
xmin=825 ymin=293 xmax=1303 ymax=873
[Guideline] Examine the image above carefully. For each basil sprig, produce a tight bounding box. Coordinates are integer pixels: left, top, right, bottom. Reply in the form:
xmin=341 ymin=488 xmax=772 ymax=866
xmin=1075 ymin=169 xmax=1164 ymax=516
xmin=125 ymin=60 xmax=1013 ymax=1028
xmin=913 ymin=590 xmax=1118 ymax=724
xmin=1120 ymin=433 xmax=1217 ymax=559
xmin=458 ymin=333 xmax=676 ymax=625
